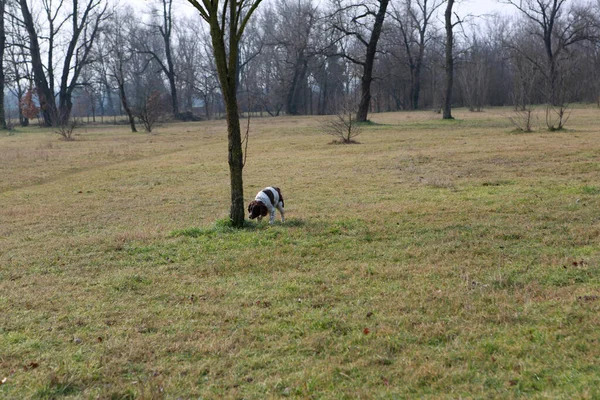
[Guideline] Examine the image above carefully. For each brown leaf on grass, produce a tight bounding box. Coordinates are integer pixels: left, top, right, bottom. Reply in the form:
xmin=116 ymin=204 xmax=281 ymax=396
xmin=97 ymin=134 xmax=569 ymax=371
xmin=97 ymin=336 xmax=103 ymax=343
xmin=24 ymin=362 xmax=39 ymax=371
xmin=509 ymin=379 xmax=518 ymax=386
xmin=363 ymin=328 xmax=370 ymax=335
xmin=366 ymin=312 xmax=374 ymax=318
xmin=577 ymin=295 xmax=599 ymax=302
xmin=381 ymin=376 xmax=389 ymax=386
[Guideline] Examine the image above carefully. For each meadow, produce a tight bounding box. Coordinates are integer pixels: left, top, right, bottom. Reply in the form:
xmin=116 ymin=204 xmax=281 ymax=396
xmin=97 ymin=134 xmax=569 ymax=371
xmin=1 ymin=107 xmax=600 ymax=399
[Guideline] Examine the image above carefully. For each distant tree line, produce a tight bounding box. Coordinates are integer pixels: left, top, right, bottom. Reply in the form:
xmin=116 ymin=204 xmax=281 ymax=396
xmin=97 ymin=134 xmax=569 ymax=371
xmin=1 ymin=0 xmax=599 ymax=131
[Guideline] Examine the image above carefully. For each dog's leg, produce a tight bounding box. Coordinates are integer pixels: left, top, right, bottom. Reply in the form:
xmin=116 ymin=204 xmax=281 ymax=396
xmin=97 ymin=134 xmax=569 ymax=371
xmin=269 ymin=209 xmax=276 ymax=224
xmin=277 ymin=202 xmax=285 ymax=222
xmin=257 ymin=215 xmax=263 ymax=223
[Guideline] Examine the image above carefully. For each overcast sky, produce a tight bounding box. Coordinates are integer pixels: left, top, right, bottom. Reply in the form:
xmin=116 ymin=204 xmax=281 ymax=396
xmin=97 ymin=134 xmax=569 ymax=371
xmin=128 ymin=0 xmax=516 ymax=17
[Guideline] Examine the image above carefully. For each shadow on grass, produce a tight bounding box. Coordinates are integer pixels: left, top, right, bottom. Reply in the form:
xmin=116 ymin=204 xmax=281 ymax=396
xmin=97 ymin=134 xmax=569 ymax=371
xmin=170 ymin=217 xmax=306 ymax=238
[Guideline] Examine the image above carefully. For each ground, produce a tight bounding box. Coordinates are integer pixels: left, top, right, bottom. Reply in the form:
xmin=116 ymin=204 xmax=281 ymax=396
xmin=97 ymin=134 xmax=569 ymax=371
xmin=1 ymin=107 xmax=600 ymax=398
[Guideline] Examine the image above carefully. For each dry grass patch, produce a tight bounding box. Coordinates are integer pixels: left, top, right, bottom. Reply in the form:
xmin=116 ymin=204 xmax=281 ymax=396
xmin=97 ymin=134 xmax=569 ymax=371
xmin=2 ymin=108 xmax=600 ymax=398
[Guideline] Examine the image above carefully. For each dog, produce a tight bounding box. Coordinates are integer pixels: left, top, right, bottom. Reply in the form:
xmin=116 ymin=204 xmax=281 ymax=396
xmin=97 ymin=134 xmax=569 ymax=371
xmin=247 ymin=187 xmax=285 ymax=224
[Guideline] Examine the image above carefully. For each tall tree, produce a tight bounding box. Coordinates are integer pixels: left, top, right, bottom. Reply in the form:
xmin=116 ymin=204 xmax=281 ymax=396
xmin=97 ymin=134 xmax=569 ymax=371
xmin=5 ymin=3 xmax=32 ymax=127
xmin=391 ymin=0 xmax=443 ymax=110
xmin=19 ymin=0 xmax=108 ymax=128
xmin=18 ymin=0 xmax=55 ymax=126
xmin=332 ymin=0 xmax=390 ymax=122
xmin=143 ymin=0 xmax=180 ymax=118
xmin=504 ymin=0 xmax=595 ymax=107
xmin=260 ymin=0 xmax=318 ymax=115
xmin=442 ymin=0 xmax=455 ymax=119
xmin=104 ymin=7 xmax=138 ymax=132
xmin=0 ymin=0 xmax=7 ymax=129
xmin=186 ymin=0 xmax=263 ymax=227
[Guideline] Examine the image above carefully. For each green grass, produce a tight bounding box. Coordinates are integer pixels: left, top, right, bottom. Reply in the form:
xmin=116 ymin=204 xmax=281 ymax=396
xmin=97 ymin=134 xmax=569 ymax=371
xmin=1 ymin=108 xmax=600 ymax=398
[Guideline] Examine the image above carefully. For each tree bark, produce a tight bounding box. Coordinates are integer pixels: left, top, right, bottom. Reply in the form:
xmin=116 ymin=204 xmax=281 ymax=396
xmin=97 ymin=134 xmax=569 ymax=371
xmin=209 ymin=7 xmax=245 ymax=227
xmin=161 ymin=0 xmax=179 ymax=117
xmin=356 ymin=0 xmax=390 ymax=122
xmin=19 ymin=0 xmax=55 ymax=126
xmin=0 ymin=0 xmax=6 ymax=129
xmin=187 ymin=0 xmax=263 ymax=227
xmin=117 ymin=77 xmax=137 ymax=132
xmin=442 ymin=0 xmax=455 ymax=120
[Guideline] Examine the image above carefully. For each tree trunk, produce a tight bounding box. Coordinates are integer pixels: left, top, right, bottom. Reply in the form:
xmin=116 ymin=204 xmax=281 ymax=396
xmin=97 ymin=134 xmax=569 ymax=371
xmin=286 ymin=56 xmax=308 ymax=115
xmin=356 ymin=0 xmax=390 ymax=122
xmin=210 ymin=16 xmax=245 ymax=227
xmin=442 ymin=0 xmax=455 ymax=120
xmin=165 ymin=44 xmax=179 ymax=116
xmin=118 ymin=79 xmax=137 ymax=132
xmin=19 ymin=0 xmax=55 ymax=126
xmin=0 ymin=0 xmax=6 ymax=129
xmin=412 ymin=42 xmax=425 ymax=110
xmin=225 ymin=93 xmax=245 ymax=227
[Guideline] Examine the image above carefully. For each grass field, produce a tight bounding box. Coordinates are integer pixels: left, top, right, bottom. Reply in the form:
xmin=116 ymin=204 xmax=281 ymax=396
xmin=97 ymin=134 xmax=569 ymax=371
xmin=1 ymin=107 xmax=600 ymax=399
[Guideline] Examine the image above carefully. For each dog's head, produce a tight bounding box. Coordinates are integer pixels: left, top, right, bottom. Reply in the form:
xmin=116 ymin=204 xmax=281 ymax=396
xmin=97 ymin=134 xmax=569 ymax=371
xmin=247 ymin=200 xmax=268 ymax=219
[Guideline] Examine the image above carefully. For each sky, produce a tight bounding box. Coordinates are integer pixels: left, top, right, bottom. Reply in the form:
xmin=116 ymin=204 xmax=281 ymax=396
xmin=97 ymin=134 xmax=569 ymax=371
xmin=127 ymin=0 xmax=517 ymax=17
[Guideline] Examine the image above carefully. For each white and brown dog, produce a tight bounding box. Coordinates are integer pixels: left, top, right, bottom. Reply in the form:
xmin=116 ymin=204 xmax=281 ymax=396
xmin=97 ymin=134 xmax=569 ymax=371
xmin=247 ymin=187 xmax=285 ymax=224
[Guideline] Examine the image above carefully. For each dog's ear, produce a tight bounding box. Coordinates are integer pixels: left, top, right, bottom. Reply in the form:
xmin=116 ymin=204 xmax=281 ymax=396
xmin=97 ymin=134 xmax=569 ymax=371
xmin=260 ymin=204 xmax=269 ymax=217
xmin=248 ymin=201 xmax=255 ymax=213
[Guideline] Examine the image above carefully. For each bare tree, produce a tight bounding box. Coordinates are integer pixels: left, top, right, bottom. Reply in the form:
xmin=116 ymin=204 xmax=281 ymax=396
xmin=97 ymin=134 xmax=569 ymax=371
xmin=18 ymin=0 xmax=55 ymax=126
xmin=331 ymin=0 xmax=390 ymax=122
xmin=266 ymin=0 xmax=318 ymax=115
xmin=138 ymin=90 xmax=168 ymax=132
xmin=459 ymin=34 xmax=490 ymax=112
xmin=391 ymin=0 xmax=444 ymax=110
xmin=504 ymin=0 xmax=597 ymax=129
xmin=442 ymin=0 xmax=456 ymax=119
xmin=186 ymin=0 xmax=264 ymax=227
xmin=5 ymin=1 xmax=32 ymax=127
xmin=175 ymin=18 xmax=201 ymax=116
xmin=19 ymin=0 xmax=108 ymax=128
xmin=322 ymin=97 xmax=361 ymax=143
xmin=103 ymin=7 xmax=138 ymax=132
xmin=0 ymin=0 xmax=7 ymax=129
xmin=141 ymin=0 xmax=180 ymax=119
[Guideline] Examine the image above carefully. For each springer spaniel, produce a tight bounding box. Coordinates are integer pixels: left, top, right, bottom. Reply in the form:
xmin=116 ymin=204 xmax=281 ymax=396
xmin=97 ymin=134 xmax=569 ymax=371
xmin=248 ymin=187 xmax=285 ymax=224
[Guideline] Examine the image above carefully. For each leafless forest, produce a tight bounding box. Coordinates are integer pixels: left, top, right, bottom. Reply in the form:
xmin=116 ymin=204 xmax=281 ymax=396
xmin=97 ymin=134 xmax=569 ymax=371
xmin=2 ymin=0 xmax=600 ymax=131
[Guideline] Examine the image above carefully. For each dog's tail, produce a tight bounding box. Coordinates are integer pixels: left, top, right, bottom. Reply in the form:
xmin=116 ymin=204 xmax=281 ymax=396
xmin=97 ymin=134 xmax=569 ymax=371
xmin=274 ymin=187 xmax=284 ymax=207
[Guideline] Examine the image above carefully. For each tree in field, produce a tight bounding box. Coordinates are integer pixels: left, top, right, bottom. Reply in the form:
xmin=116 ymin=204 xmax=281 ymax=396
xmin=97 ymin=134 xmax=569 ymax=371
xmin=459 ymin=34 xmax=490 ymax=112
xmin=5 ymin=3 xmax=33 ymax=127
xmin=442 ymin=0 xmax=456 ymax=119
xmin=186 ymin=0 xmax=264 ymax=227
xmin=266 ymin=0 xmax=319 ymax=116
xmin=20 ymin=88 xmax=40 ymax=122
xmin=391 ymin=0 xmax=444 ymax=110
xmin=103 ymin=7 xmax=139 ymax=132
xmin=322 ymin=97 xmax=361 ymax=143
xmin=331 ymin=0 xmax=390 ymax=122
xmin=138 ymin=90 xmax=168 ymax=132
xmin=141 ymin=0 xmax=181 ymax=119
xmin=0 ymin=0 xmax=7 ymax=129
xmin=503 ymin=0 xmax=596 ymax=130
xmin=18 ymin=0 xmax=108 ymax=128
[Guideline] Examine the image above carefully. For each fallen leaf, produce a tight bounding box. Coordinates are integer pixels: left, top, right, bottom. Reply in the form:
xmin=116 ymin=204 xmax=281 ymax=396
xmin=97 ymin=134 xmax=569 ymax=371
xmin=25 ymin=362 xmax=39 ymax=371
xmin=363 ymin=328 xmax=370 ymax=335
